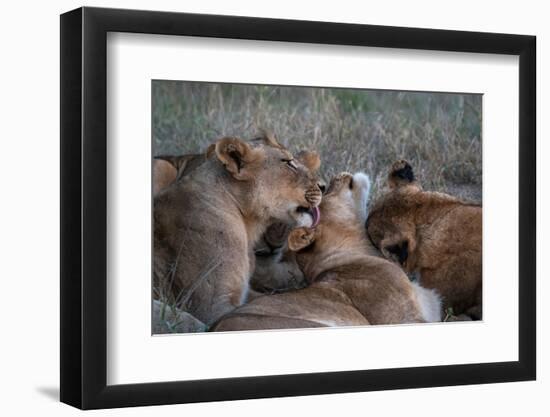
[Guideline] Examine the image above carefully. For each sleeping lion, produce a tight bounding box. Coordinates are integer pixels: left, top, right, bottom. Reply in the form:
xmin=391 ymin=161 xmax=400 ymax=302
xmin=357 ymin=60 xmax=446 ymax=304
xmin=154 ymin=133 xmax=323 ymax=326
xmin=366 ymin=160 xmax=482 ymax=319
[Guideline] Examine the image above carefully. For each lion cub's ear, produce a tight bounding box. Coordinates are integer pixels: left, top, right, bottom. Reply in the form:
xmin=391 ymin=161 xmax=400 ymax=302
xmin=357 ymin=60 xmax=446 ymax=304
xmin=215 ymin=137 xmax=263 ymax=180
xmin=153 ymin=159 xmax=178 ymax=196
xmin=380 ymin=232 xmax=416 ymax=268
xmin=296 ymin=150 xmax=321 ymax=172
xmin=153 ymin=154 xmax=206 ymax=195
xmin=388 ymin=160 xmax=416 ymax=189
xmin=382 ymin=239 xmax=409 ymax=266
xmin=288 ymin=227 xmax=316 ymax=252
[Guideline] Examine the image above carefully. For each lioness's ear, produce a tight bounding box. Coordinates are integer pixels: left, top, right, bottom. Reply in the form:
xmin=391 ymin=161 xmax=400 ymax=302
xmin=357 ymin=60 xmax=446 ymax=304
xmin=388 ymin=160 xmax=415 ymax=189
xmin=288 ymin=227 xmax=316 ymax=252
xmin=215 ymin=137 xmax=263 ymax=180
xmin=296 ymin=150 xmax=321 ymax=172
xmin=153 ymin=159 xmax=178 ymax=195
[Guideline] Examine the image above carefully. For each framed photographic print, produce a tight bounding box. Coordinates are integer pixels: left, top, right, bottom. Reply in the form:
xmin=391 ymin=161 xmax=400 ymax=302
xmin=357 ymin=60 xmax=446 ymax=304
xmin=60 ymin=6 xmax=536 ymax=410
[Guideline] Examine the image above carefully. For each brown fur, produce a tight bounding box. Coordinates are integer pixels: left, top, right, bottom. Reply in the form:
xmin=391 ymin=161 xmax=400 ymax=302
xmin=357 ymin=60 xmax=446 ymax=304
xmin=154 ymin=134 xmax=322 ymax=326
xmin=213 ymin=172 xmax=436 ymax=332
xmin=248 ymin=149 xmax=326 ymax=293
xmin=366 ymin=160 xmax=482 ymax=318
xmin=152 ymin=149 xmax=321 ymax=295
xmin=250 ymin=222 xmax=307 ymax=293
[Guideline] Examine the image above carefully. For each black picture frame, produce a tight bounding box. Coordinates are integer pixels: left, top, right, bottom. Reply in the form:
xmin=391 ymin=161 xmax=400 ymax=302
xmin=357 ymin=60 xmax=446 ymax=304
xmin=60 ymin=6 xmax=536 ymax=410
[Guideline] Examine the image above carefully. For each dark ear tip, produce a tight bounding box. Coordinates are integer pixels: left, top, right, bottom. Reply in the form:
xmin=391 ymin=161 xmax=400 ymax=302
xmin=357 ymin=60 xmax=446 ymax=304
xmin=390 ymin=160 xmax=415 ymax=182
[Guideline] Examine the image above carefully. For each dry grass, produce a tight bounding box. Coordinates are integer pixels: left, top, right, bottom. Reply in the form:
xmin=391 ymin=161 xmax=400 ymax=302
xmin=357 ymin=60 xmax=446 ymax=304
xmin=153 ymin=81 xmax=482 ymax=202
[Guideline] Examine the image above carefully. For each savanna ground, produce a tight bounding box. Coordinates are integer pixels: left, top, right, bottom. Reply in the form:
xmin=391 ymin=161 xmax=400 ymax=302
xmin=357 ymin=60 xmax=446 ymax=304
xmin=152 ymin=81 xmax=482 ymax=332
xmin=153 ymin=80 xmax=482 ymax=202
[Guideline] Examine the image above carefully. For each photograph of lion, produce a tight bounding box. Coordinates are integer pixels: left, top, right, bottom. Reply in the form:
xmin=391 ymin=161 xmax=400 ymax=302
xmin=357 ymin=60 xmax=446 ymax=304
xmin=152 ymin=81 xmax=482 ymax=334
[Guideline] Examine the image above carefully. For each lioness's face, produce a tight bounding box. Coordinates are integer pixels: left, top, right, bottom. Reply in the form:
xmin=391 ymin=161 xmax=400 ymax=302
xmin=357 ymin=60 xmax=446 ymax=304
xmin=258 ymin=144 xmax=323 ymax=228
xmin=213 ymin=135 xmax=323 ymax=228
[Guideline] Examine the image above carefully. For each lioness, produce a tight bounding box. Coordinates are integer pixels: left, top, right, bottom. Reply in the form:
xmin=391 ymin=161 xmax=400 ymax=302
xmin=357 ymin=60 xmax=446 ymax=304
xmin=153 ymin=149 xmax=320 ymax=295
xmin=154 ymin=133 xmax=322 ymax=326
xmin=212 ymin=172 xmax=441 ymax=332
xmin=366 ymin=160 xmax=482 ymax=319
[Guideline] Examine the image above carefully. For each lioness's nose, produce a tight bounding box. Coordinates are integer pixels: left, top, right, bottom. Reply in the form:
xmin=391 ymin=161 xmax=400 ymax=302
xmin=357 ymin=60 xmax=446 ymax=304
xmin=318 ymin=182 xmax=327 ymax=194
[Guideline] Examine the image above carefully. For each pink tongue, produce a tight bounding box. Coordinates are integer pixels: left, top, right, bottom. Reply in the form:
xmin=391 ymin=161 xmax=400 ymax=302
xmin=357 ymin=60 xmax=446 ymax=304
xmin=311 ymin=206 xmax=321 ymax=228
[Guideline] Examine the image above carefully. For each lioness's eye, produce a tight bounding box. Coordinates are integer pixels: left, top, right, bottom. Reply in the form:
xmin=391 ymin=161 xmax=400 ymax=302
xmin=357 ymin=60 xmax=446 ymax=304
xmin=282 ymin=159 xmax=298 ymax=172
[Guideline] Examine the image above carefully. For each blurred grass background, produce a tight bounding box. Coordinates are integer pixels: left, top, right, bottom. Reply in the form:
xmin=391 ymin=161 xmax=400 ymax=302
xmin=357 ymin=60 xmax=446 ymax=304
xmin=152 ymin=81 xmax=482 ymax=202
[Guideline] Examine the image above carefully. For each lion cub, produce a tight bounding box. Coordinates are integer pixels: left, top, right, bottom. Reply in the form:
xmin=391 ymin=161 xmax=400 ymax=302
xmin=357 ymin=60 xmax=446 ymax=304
xmin=366 ymin=160 xmax=482 ymax=319
xmin=154 ymin=133 xmax=322 ymax=326
xmin=153 ymin=153 xmax=205 ymax=196
xmin=212 ymin=172 xmax=441 ymax=332
xmin=250 ymin=221 xmax=306 ymax=293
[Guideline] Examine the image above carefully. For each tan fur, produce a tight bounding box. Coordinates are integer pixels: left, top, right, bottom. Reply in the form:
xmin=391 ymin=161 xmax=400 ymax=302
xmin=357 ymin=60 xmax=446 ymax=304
xmin=248 ymin=150 xmax=324 ymax=293
xmin=213 ymin=172 xmax=436 ymax=332
xmin=152 ymin=150 xmax=320 ymax=294
xmin=153 ymin=154 xmax=207 ymax=196
xmin=153 ymin=159 xmax=178 ymax=196
xmin=366 ymin=160 xmax=482 ymax=318
xmin=154 ymin=134 xmax=322 ymax=326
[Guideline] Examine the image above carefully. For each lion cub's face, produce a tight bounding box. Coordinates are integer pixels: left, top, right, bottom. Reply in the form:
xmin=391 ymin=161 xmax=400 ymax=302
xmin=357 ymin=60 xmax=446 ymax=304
xmin=212 ymin=134 xmax=323 ymax=228
xmin=312 ymin=172 xmax=371 ymax=237
xmin=287 ymin=172 xmax=371 ymax=274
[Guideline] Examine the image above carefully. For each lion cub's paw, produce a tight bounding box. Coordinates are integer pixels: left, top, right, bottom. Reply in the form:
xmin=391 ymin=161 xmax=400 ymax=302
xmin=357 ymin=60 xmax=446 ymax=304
xmin=264 ymin=222 xmax=291 ymax=249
